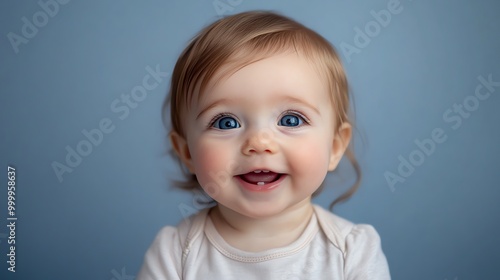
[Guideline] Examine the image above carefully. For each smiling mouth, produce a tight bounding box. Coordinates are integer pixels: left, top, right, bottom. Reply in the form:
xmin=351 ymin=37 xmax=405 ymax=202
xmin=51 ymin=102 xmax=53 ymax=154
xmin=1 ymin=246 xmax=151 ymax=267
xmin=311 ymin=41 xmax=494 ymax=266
xmin=237 ymin=170 xmax=283 ymax=185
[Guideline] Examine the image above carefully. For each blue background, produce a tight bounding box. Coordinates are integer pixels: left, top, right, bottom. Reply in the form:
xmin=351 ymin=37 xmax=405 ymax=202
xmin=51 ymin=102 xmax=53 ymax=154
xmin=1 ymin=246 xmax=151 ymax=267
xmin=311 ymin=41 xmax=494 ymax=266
xmin=1 ymin=0 xmax=499 ymax=279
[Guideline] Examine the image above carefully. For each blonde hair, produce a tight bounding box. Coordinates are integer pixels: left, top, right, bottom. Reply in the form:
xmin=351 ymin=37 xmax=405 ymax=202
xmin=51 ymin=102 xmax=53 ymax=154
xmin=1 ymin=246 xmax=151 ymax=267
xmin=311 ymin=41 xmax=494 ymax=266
xmin=162 ymin=10 xmax=361 ymax=210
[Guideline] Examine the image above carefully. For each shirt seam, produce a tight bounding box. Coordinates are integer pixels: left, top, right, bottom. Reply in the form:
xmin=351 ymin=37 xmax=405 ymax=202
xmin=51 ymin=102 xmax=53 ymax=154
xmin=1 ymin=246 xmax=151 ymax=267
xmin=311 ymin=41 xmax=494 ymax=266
xmin=205 ymin=228 xmax=319 ymax=263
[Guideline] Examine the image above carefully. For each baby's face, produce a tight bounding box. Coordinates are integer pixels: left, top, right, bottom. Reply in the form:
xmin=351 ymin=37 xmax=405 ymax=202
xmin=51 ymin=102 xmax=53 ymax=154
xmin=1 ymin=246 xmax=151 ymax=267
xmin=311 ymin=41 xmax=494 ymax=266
xmin=176 ymin=52 xmax=349 ymax=218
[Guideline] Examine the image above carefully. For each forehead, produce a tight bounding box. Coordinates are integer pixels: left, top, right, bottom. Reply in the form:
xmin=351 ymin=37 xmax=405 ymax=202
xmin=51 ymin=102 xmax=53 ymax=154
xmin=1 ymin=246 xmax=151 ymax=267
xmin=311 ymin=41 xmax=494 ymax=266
xmin=196 ymin=52 xmax=331 ymax=107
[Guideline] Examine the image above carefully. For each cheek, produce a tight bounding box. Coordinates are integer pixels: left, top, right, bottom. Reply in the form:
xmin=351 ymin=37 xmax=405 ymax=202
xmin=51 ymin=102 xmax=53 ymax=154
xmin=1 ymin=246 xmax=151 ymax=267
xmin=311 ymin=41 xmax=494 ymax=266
xmin=286 ymin=133 xmax=331 ymax=187
xmin=191 ymin=138 xmax=237 ymax=197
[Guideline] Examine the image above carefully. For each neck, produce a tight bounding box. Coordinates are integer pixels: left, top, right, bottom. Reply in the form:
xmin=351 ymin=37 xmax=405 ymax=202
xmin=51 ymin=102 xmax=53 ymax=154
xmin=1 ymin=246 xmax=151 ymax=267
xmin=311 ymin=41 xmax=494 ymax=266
xmin=209 ymin=199 xmax=314 ymax=251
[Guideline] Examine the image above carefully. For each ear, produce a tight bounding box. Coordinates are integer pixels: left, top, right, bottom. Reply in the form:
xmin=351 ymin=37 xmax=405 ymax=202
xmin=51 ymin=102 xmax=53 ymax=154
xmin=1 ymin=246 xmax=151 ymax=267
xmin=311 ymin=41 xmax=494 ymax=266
xmin=328 ymin=122 xmax=352 ymax=171
xmin=169 ymin=131 xmax=195 ymax=173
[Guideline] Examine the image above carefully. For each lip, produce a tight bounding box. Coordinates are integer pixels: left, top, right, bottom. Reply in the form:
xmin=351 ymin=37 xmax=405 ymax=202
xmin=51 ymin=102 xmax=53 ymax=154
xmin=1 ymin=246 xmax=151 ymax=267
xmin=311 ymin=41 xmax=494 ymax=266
xmin=235 ymin=174 xmax=287 ymax=192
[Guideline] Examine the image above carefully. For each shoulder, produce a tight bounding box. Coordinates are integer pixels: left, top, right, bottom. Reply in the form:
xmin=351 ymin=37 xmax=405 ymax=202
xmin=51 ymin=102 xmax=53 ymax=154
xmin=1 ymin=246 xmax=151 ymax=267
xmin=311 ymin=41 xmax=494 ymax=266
xmin=343 ymin=224 xmax=391 ymax=279
xmin=313 ymin=204 xmax=356 ymax=237
xmin=136 ymin=226 xmax=183 ymax=280
xmin=312 ymin=204 xmax=384 ymax=247
xmin=137 ymin=209 xmax=209 ymax=280
xmin=313 ymin=204 xmax=391 ymax=279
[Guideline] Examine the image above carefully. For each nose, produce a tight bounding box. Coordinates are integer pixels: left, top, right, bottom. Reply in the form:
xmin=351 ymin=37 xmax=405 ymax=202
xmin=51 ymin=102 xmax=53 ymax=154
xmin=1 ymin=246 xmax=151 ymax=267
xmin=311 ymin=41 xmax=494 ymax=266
xmin=241 ymin=128 xmax=278 ymax=156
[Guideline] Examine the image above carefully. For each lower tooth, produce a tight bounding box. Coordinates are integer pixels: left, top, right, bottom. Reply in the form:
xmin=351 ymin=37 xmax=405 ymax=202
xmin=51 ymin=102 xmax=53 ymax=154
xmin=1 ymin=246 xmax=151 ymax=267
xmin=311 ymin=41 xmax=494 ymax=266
xmin=257 ymin=182 xmax=265 ymax=186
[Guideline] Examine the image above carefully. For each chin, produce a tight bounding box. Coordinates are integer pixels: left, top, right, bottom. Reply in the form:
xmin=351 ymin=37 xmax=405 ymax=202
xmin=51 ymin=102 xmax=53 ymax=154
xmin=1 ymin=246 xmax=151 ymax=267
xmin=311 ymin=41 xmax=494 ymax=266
xmin=231 ymin=200 xmax=298 ymax=219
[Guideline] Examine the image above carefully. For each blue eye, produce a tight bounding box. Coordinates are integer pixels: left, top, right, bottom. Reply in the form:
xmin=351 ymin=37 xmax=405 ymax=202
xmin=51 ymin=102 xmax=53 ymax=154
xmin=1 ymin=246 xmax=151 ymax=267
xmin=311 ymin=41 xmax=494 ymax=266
xmin=212 ymin=116 xmax=240 ymax=129
xmin=279 ymin=114 xmax=303 ymax=127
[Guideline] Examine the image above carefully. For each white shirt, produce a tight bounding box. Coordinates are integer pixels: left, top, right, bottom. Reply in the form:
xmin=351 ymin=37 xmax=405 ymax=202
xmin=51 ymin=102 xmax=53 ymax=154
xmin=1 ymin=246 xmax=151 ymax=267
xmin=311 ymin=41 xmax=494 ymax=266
xmin=138 ymin=205 xmax=391 ymax=279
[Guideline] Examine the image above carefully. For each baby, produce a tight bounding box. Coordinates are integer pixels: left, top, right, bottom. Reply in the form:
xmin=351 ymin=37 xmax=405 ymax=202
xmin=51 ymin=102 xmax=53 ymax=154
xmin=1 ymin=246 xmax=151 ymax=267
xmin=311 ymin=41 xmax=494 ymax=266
xmin=138 ymin=11 xmax=390 ymax=279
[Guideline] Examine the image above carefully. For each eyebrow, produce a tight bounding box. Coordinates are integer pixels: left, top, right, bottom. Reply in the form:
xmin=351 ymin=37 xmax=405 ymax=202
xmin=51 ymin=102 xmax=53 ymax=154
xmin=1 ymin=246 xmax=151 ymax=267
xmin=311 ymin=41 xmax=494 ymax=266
xmin=196 ymin=99 xmax=235 ymax=120
xmin=195 ymin=95 xmax=321 ymax=120
xmin=281 ymin=96 xmax=321 ymax=115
